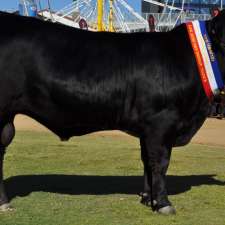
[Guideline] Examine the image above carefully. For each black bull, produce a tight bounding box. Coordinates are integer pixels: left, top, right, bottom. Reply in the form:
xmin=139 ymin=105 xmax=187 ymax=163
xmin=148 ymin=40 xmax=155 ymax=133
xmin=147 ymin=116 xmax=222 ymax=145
xmin=0 ymin=10 xmax=225 ymax=215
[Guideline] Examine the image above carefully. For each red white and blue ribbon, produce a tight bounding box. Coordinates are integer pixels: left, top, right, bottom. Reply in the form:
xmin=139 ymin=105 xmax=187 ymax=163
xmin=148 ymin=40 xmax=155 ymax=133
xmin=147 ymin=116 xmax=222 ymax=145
xmin=186 ymin=21 xmax=224 ymax=100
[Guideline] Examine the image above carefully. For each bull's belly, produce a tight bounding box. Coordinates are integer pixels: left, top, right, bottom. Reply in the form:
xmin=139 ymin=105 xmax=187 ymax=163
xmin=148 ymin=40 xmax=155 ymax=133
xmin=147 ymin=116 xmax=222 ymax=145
xmin=21 ymin=110 xmax=125 ymax=140
xmin=47 ymin=123 xmax=140 ymax=140
xmin=38 ymin=121 xmax=120 ymax=140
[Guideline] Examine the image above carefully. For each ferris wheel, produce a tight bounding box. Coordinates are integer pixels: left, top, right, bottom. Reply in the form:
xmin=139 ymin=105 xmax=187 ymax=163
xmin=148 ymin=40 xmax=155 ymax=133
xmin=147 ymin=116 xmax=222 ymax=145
xmin=38 ymin=0 xmax=149 ymax=32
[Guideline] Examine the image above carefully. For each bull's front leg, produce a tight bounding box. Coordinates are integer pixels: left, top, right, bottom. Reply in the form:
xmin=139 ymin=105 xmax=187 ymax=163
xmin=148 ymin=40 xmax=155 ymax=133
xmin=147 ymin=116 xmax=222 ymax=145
xmin=140 ymin=129 xmax=175 ymax=215
xmin=0 ymin=123 xmax=15 ymax=211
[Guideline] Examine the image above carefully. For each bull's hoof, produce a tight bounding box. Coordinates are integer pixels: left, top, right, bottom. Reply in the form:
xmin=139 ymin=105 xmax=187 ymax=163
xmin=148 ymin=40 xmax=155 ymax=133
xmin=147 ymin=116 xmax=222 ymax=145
xmin=140 ymin=192 xmax=152 ymax=207
xmin=0 ymin=203 xmax=14 ymax=212
xmin=140 ymin=192 xmax=157 ymax=208
xmin=157 ymin=206 xmax=176 ymax=215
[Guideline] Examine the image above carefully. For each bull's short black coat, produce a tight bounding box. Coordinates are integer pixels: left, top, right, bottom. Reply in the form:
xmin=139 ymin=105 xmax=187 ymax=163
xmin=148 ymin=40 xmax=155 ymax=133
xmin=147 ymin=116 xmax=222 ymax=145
xmin=0 ymin=10 xmax=224 ymax=214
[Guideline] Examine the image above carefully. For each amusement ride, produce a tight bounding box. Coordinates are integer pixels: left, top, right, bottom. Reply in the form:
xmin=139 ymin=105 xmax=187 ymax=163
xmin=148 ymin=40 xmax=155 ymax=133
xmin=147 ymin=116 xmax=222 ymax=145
xmin=19 ymin=0 xmax=149 ymax=32
xmin=18 ymin=0 xmax=224 ymax=32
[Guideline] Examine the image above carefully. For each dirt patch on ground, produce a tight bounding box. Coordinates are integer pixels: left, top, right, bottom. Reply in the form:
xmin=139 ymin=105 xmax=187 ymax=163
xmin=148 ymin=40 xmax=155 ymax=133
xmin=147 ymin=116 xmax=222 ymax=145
xmin=14 ymin=114 xmax=225 ymax=147
xmin=191 ymin=118 xmax=225 ymax=147
xmin=14 ymin=115 xmax=49 ymax=132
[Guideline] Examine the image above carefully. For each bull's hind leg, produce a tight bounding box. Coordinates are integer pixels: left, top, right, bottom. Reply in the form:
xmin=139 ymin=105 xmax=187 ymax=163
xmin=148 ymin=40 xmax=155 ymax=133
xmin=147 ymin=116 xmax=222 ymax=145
xmin=0 ymin=122 xmax=15 ymax=211
xmin=140 ymin=137 xmax=152 ymax=207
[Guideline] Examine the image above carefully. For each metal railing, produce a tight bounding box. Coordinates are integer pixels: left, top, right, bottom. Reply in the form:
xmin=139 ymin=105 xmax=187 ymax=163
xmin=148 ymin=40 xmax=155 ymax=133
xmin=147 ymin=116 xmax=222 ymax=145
xmin=142 ymin=12 xmax=211 ymax=31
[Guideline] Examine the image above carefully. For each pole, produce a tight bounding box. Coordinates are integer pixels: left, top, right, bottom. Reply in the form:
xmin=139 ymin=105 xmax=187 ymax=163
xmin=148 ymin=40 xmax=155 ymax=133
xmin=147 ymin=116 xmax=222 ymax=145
xmin=97 ymin=0 xmax=104 ymax=31
xmin=109 ymin=0 xmax=115 ymax=32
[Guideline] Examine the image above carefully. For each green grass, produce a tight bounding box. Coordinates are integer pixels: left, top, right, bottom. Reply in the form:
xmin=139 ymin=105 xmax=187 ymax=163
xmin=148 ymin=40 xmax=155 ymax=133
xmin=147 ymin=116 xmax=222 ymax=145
xmin=0 ymin=131 xmax=225 ymax=225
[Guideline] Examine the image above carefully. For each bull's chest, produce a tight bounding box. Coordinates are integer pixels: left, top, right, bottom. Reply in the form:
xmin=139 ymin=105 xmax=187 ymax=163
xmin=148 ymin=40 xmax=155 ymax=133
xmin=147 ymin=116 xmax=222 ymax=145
xmin=174 ymin=113 xmax=207 ymax=147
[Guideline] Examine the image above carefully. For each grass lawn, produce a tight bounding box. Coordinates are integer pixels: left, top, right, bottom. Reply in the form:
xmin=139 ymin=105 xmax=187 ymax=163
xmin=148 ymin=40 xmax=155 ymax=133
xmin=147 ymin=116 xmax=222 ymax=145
xmin=0 ymin=131 xmax=225 ymax=225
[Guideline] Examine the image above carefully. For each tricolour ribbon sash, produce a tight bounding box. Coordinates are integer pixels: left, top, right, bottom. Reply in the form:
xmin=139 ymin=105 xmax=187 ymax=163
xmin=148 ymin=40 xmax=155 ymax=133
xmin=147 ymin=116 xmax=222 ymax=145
xmin=186 ymin=21 xmax=224 ymax=100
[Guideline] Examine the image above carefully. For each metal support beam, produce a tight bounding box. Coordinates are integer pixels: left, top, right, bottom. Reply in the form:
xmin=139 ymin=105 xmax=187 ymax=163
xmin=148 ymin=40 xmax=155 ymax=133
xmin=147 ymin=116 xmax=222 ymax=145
xmin=97 ymin=0 xmax=104 ymax=31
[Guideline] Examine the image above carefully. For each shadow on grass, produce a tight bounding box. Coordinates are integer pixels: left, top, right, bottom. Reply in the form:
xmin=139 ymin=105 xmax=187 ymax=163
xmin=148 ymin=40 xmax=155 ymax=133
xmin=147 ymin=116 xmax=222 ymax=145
xmin=4 ymin=174 xmax=225 ymax=201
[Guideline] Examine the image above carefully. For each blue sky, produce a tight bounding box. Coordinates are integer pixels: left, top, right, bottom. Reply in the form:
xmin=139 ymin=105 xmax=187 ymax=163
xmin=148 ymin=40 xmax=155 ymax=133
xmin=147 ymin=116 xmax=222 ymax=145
xmin=0 ymin=0 xmax=141 ymax=13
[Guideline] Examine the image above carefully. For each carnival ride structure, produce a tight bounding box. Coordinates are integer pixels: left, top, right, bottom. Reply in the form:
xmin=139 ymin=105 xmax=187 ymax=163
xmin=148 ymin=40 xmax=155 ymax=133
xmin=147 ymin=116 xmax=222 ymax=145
xmin=19 ymin=0 xmax=223 ymax=33
xmin=35 ymin=0 xmax=149 ymax=32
